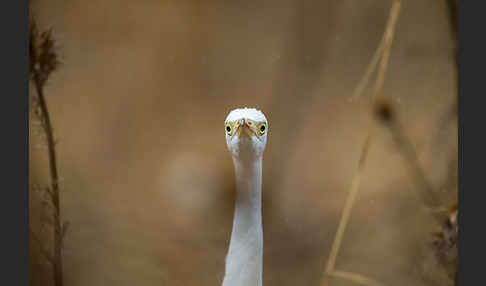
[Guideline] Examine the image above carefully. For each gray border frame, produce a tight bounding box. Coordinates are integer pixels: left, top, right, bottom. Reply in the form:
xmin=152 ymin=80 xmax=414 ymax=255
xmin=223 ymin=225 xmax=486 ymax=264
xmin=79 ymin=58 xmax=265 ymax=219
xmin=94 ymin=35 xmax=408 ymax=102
xmin=458 ymin=0 xmax=483 ymax=285
xmin=1 ymin=0 xmax=29 ymax=285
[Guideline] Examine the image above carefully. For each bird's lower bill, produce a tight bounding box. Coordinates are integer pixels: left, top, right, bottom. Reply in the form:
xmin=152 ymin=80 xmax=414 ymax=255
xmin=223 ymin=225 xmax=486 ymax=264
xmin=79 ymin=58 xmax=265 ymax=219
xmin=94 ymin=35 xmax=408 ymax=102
xmin=238 ymin=125 xmax=256 ymax=139
xmin=233 ymin=121 xmax=259 ymax=140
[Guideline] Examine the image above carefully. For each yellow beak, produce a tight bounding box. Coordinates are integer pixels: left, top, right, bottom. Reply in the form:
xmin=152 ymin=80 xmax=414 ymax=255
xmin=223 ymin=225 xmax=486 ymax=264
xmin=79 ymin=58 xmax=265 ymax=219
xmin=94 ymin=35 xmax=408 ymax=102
xmin=236 ymin=118 xmax=257 ymax=139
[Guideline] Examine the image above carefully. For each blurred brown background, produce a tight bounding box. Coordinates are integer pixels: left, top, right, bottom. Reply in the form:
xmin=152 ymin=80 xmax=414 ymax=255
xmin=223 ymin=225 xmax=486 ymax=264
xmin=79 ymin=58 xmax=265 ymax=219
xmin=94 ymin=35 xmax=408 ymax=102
xmin=29 ymin=0 xmax=457 ymax=285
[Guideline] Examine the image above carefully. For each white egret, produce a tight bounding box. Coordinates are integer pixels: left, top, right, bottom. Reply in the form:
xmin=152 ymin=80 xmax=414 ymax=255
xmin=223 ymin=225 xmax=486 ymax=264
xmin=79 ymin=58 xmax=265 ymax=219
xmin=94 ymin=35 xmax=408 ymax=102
xmin=222 ymin=108 xmax=269 ymax=286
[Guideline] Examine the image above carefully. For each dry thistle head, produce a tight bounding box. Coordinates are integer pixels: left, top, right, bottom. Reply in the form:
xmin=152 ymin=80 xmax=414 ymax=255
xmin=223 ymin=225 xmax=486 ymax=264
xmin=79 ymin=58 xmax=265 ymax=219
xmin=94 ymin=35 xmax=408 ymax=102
xmin=448 ymin=201 xmax=458 ymax=233
xmin=373 ymin=99 xmax=395 ymax=125
xmin=29 ymin=16 xmax=60 ymax=86
xmin=432 ymin=200 xmax=458 ymax=274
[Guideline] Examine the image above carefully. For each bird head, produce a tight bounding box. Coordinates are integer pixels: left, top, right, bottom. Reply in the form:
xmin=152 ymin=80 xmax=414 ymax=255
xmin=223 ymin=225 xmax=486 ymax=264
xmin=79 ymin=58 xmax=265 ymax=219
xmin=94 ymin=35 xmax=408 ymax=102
xmin=224 ymin=108 xmax=268 ymax=160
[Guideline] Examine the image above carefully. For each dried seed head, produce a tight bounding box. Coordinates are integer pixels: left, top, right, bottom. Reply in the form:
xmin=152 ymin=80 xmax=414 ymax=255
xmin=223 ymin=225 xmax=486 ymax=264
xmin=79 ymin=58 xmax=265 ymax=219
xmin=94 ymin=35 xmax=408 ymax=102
xmin=29 ymin=16 xmax=60 ymax=86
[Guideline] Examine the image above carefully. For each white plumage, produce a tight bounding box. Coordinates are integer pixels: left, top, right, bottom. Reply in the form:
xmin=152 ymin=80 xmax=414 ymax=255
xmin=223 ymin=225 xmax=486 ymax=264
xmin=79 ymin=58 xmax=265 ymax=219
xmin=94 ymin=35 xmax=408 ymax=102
xmin=225 ymin=108 xmax=268 ymax=123
xmin=222 ymin=108 xmax=269 ymax=286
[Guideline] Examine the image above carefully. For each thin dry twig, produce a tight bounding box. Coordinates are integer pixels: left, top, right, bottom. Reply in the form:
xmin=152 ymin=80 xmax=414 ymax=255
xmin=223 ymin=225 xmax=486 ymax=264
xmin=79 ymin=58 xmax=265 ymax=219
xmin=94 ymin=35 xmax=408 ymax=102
xmin=329 ymin=270 xmax=386 ymax=286
xmin=349 ymin=35 xmax=385 ymax=102
xmin=371 ymin=2 xmax=401 ymax=103
xmin=380 ymin=110 xmax=442 ymax=211
xmin=30 ymin=13 xmax=65 ymax=286
xmin=320 ymin=1 xmax=402 ymax=285
xmin=30 ymin=228 xmax=54 ymax=265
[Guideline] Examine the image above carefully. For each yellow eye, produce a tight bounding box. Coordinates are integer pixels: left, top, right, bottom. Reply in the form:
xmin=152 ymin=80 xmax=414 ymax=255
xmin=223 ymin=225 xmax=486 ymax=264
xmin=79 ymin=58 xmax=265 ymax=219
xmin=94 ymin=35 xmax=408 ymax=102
xmin=225 ymin=123 xmax=232 ymax=135
xmin=257 ymin=123 xmax=267 ymax=136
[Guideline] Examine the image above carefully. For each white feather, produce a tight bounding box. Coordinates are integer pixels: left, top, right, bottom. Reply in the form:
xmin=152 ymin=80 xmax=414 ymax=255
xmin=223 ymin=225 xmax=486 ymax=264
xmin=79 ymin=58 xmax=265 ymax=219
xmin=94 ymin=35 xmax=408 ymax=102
xmin=225 ymin=107 xmax=267 ymax=123
xmin=222 ymin=108 xmax=268 ymax=286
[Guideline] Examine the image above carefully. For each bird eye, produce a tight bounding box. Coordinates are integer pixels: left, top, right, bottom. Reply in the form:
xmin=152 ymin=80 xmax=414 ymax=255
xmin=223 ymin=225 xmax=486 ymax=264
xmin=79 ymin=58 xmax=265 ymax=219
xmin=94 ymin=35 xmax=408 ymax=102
xmin=257 ymin=123 xmax=267 ymax=135
xmin=225 ymin=124 xmax=232 ymax=135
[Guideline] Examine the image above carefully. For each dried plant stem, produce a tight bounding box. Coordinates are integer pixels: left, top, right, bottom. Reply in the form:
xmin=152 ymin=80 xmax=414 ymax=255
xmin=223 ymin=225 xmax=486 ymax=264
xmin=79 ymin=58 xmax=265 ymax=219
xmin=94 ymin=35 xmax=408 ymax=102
xmin=33 ymin=77 xmax=64 ymax=286
xmin=349 ymin=36 xmax=385 ymax=101
xmin=30 ymin=228 xmax=54 ymax=265
xmin=320 ymin=1 xmax=401 ymax=285
xmin=320 ymin=133 xmax=375 ymax=286
xmin=384 ymin=118 xmax=442 ymax=212
xmin=371 ymin=2 xmax=401 ymax=103
xmin=445 ymin=0 xmax=458 ymax=65
xmin=330 ymin=270 xmax=385 ymax=286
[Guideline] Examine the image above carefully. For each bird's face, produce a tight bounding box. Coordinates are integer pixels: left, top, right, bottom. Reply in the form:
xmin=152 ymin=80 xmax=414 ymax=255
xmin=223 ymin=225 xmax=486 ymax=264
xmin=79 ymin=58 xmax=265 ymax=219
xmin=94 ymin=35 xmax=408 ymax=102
xmin=224 ymin=108 xmax=268 ymax=160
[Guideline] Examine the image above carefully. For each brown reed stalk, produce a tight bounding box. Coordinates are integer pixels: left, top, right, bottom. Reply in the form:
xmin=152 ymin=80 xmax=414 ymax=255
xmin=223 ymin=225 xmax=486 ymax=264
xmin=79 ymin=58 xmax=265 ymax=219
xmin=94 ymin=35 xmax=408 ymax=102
xmin=374 ymin=101 xmax=442 ymax=212
xmin=320 ymin=1 xmax=402 ymax=285
xmin=329 ymin=270 xmax=385 ymax=286
xmin=349 ymin=35 xmax=385 ymax=102
xmin=30 ymin=13 xmax=65 ymax=286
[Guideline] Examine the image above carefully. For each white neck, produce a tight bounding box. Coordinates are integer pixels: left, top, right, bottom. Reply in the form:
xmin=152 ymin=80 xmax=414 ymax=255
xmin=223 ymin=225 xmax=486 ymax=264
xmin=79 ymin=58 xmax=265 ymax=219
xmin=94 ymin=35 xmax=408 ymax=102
xmin=222 ymin=156 xmax=263 ymax=286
